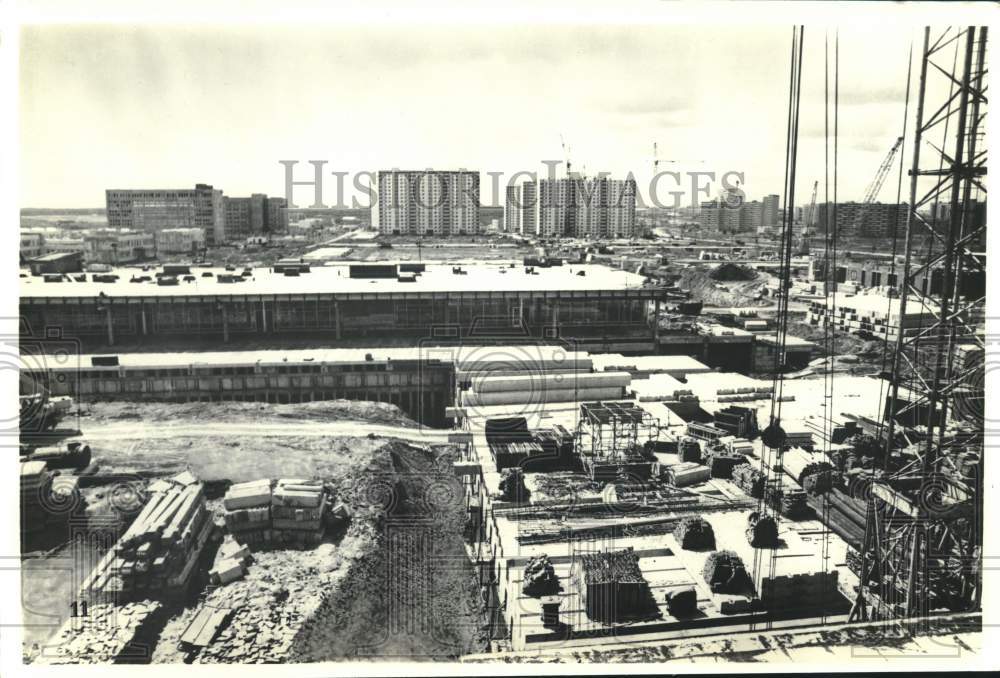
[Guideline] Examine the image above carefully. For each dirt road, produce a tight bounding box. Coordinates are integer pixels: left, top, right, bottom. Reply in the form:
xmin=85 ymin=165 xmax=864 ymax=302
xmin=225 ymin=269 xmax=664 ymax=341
xmin=82 ymin=420 xmax=453 ymax=443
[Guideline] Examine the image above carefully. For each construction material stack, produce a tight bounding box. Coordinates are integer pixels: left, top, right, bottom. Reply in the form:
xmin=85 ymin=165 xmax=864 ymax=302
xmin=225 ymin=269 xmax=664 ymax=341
xmin=223 ymin=478 xmax=329 ymax=548
xmin=222 ymin=480 xmax=273 ymax=545
xmin=572 ymin=547 xmax=656 ymax=623
xmin=81 ymin=472 xmax=213 ymax=602
xmin=731 ymin=463 xmax=765 ymax=498
xmin=271 ymin=479 xmax=327 ymax=548
xmin=665 ymin=461 xmax=710 ymax=488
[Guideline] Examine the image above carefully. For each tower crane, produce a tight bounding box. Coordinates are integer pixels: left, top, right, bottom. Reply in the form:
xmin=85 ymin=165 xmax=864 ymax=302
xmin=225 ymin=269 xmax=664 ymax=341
xmin=796 ymin=180 xmax=818 ymax=255
xmin=559 ymin=134 xmax=572 ymax=178
xmin=852 ymin=136 xmax=904 ymax=238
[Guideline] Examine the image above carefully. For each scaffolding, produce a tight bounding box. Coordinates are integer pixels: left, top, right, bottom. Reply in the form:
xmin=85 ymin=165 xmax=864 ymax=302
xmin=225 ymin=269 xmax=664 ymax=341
xmin=852 ymin=26 xmax=986 ymax=622
xmin=575 ymin=401 xmax=658 ymax=476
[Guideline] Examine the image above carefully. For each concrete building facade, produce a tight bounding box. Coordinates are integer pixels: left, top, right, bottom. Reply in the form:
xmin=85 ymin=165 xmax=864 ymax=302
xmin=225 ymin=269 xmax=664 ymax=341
xmin=535 ymin=176 xmax=636 ymax=240
xmin=762 ymin=194 xmax=780 ymax=228
xmin=158 ymin=228 xmax=206 ymax=254
xmin=223 ymin=194 xmax=288 ymax=241
xmin=504 ymin=185 xmax=522 ymax=234
xmin=106 ymin=184 xmax=226 ymax=246
xmin=815 ymin=202 xmax=907 ymax=239
xmin=375 ymin=170 xmax=480 ymax=236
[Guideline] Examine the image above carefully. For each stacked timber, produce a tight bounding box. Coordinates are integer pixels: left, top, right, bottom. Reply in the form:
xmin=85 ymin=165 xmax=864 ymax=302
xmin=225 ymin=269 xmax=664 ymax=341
xmin=765 ymin=485 xmax=810 ymax=519
xmin=746 ymin=511 xmax=779 ymax=547
xmin=81 ymin=472 xmax=212 ymax=600
xmin=760 ymin=571 xmax=840 ymax=611
xmin=572 ymin=547 xmax=655 ymax=623
xmin=731 ymin=464 xmax=765 ymax=498
xmin=703 ymin=446 xmax=749 ymax=479
xmin=782 ymin=447 xmax=835 ymax=495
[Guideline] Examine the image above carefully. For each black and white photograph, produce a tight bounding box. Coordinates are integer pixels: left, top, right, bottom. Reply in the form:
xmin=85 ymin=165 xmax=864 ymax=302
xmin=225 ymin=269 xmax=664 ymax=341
xmin=1 ymin=0 xmax=996 ymax=673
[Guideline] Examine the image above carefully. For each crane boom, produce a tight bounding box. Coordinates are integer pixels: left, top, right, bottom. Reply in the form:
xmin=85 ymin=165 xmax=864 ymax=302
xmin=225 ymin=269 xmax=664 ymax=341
xmin=854 ymin=136 xmax=904 ymax=236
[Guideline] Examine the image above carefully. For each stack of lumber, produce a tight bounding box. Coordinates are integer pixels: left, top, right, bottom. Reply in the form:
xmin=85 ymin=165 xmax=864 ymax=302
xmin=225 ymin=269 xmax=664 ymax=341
xmin=703 ymin=448 xmax=749 ymax=479
xmin=766 ymin=485 xmax=810 ymax=519
xmin=760 ymin=571 xmax=840 ymax=610
xmin=573 ymin=547 xmax=656 ymax=622
xmin=666 ymin=461 xmax=710 ymax=487
xmin=81 ymin=471 xmax=212 ymax=600
xmin=783 ymin=447 xmax=835 ymax=495
xmin=731 ymin=463 xmax=765 ymax=498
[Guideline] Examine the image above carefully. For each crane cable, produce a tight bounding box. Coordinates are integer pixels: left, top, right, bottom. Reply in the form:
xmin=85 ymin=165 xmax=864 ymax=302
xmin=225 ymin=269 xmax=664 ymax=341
xmin=753 ymin=26 xmax=804 ymax=630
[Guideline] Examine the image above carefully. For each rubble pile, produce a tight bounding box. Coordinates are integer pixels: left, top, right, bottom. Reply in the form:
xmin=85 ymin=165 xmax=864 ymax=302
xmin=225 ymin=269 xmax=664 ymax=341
xmin=82 ymin=471 xmax=212 ymax=599
xmin=32 ymin=601 xmax=163 ymax=665
xmin=192 ymin=547 xmax=347 ymax=663
xmin=665 ymin=586 xmax=698 ymax=617
xmin=498 ymin=467 xmax=529 ymax=503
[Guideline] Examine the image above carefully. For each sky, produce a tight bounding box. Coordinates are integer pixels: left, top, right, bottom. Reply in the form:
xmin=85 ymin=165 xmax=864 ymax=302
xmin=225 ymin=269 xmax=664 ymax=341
xmin=18 ymin=18 xmax=923 ymax=209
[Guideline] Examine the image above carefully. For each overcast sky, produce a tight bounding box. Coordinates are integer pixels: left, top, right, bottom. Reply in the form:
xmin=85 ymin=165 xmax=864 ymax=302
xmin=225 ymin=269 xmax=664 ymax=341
xmin=20 ymin=20 xmax=922 ymax=208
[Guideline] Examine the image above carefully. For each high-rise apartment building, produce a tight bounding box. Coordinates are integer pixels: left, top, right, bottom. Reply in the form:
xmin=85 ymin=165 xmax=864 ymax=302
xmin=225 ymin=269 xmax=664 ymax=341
xmin=504 ymin=185 xmax=522 ymax=234
xmin=815 ymin=202 xmax=908 ymax=239
xmin=740 ymin=200 xmax=763 ymax=232
xmin=223 ymin=194 xmax=289 ymax=241
xmin=106 ymin=184 xmax=226 ymax=246
xmin=532 ymin=176 xmax=636 ymax=240
xmin=762 ymin=194 xmax=780 ymax=228
xmin=375 ymin=170 xmax=480 ymax=236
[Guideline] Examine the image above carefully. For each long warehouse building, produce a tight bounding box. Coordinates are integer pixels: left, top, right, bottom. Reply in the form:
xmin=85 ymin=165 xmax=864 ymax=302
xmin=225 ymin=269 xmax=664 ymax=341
xmin=19 ymin=262 xmax=670 ymax=352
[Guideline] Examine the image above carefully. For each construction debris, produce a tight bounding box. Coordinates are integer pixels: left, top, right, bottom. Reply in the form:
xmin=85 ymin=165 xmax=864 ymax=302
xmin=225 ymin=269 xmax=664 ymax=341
xmin=32 ymin=601 xmax=163 ymax=665
xmin=222 ymin=478 xmax=330 ymax=548
xmin=498 ymin=468 xmax=529 ymax=503
xmin=522 ymin=555 xmax=560 ymax=597
xmin=673 ymin=516 xmax=716 ymax=551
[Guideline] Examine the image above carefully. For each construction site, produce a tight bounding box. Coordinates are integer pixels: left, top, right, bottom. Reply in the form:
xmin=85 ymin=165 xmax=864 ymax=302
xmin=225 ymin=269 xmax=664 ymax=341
xmin=16 ymin=25 xmax=987 ymax=667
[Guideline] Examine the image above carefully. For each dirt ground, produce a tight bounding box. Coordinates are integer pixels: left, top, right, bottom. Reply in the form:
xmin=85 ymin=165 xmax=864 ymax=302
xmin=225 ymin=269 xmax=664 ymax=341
xmin=24 ymin=401 xmax=488 ymax=663
xmin=677 ymin=266 xmax=772 ymax=308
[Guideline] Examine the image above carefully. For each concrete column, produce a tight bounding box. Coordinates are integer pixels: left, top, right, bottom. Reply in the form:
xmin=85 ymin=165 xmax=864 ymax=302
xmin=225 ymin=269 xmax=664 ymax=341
xmin=105 ymin=307 xmax=115 ymax=346
xmin=652 ymin=298 xmax=661 ymax=344
xmin=334 ymin=301 xmax=341 ymax=340
xmin=551 ymin=301 xmax=559 ymax=330
xmin=518 ymin=298 xmax=524 ymax=328
xmin=140 ymin=307 xmax=148 ymax=336
xmin=222 ymin=307 xmax=230 ymax=343
xmin=260 ymin=300 xmax=267 ymax=333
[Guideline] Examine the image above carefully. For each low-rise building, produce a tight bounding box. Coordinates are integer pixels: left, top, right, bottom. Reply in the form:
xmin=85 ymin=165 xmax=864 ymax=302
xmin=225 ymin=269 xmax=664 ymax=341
xmin=158 ymin=228 xmax=205 ymax=254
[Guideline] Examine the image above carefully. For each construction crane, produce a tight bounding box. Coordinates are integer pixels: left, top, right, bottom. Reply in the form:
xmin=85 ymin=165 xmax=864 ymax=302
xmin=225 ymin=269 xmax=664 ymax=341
xmin=796 ymin=180 xmax=818 ymax=255
xmin=559 ymin=134 xmax=572 ymax=178
xmin=852 ymin=136 xmax=904 ymax=238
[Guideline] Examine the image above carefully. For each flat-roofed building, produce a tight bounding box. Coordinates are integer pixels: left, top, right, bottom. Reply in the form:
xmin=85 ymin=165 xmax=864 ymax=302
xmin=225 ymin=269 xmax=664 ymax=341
xmin=19 ymin=262 xmax=670 ymax=353
xmin=536 ymin=176 xmax=636 ymax=240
